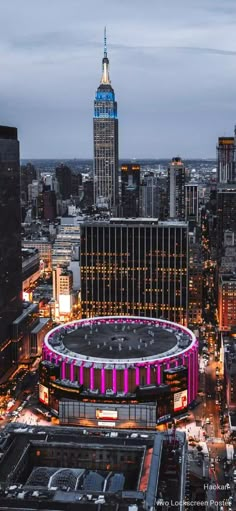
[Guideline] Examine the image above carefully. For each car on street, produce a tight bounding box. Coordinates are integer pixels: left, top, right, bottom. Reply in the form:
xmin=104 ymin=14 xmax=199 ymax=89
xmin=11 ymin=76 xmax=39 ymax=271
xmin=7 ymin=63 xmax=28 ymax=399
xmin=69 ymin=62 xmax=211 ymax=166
xmin=210 ymin=459 xmax=215 ymax=469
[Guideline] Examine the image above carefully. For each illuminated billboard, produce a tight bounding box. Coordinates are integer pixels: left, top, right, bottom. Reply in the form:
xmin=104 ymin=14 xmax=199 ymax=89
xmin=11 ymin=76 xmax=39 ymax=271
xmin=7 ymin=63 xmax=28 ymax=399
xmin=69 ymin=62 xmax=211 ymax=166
xmin=39 ymin=383 xmax=49 ymax=405
xmin=174 ymin=390 xmax=188 ymax=412
xmin=59 ymin=294 xmax=72 ymax=314
xmin=96 ymin=409 xmax=118 ymax=421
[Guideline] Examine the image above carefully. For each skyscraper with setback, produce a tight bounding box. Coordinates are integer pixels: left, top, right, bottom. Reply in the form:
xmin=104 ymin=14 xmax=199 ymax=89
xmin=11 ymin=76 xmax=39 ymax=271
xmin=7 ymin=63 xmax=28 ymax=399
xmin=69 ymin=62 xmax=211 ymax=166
xmin=93 ymin=28 xmax=119 ymax=211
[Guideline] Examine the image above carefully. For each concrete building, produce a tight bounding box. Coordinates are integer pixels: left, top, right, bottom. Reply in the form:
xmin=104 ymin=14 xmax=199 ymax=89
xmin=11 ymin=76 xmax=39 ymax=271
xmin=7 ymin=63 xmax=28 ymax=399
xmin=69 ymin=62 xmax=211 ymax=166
xmin=167 ymin=157 xmax=185 ymax=220
xmin=22 ymin=239 xmax=53 ymax=270
xmin=0 ymin=424 xmax=187 ymax=511
xmin=188 ymin=230 xmax=202 ymax=325
xmin=22 ymin=248 xmax=40 ymax=291
xmin=121 ymin=163 xmax=140 ymax=217
xmin=185 ymin=183 xmax=199 ymax=222
xmin=140 ymin=172 xmax=160 ymax=218
xmin=217 ymin=134 xmax=236 ymax=184
xmin=219 ymin=274 xmax=236 ymax=331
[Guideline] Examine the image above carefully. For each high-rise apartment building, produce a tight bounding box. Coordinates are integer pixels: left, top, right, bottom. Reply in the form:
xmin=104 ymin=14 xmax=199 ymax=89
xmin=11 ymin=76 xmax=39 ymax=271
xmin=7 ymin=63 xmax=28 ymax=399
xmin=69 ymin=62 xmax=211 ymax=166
xmin=219 ymin=274 xmax=236 ymax=331
xmin=56 ymin=164 xmax=73 ymax=200
xmin=217 ymin=134 xmax=236 ymax=184
xmin=81 ymin=218 xmax=188 ymax=325
xmin=167 ymin=157 xmax=185 ymax=220
xmin=216 ymin=129 xmax=236 ymax=260
xmin=217 ymin=184 xmax=236 ymax=255
xmin=0 ymin=126 xmax=22 ymax=375
xmin=140 ymin=173 xmax=160 ymax=218
xmin=185 ymin=183 xmax=199 ymax=222
xmin=121 ymin=163 xmax=140 ymax=217
xmin=20 ymin=162 xmax=37 ymax=202
xmin=93 ymin=29 xmax=118 ymax=211
xmin=188 ymin=230 xmax=202 ymax=325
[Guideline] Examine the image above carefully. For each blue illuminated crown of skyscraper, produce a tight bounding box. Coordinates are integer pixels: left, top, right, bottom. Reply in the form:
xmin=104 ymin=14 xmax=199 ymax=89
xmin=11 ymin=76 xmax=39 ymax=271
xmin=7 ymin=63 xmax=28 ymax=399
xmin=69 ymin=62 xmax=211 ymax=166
xmin=94 ymin=28 xmax=117 ymax=119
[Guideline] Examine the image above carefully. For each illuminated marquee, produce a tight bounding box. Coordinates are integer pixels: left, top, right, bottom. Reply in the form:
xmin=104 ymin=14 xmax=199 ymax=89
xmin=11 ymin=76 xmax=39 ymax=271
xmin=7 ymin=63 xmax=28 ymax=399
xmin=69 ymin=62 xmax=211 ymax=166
xmin=96 ymin=409 xmax=118 ymax=421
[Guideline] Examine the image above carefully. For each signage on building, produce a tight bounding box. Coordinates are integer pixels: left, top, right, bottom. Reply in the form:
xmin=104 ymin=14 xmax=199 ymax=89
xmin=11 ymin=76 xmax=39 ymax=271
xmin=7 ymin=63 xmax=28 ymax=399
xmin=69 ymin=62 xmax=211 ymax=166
xmin=98 ymin=421 xmax=116 ymax=427
xmin=96 ymin=410 xmax=118 ymax=420
xmin=39 ymin=383 xmax=49 ymax=405
xmin=174 ymin=389 xmax=188 ymax=412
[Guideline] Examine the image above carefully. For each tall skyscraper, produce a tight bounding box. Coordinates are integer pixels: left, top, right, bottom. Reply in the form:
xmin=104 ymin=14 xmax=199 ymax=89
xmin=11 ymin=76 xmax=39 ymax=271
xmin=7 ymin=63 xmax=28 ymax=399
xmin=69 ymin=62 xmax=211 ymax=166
xmin=140 ymin=173 xmax=160 ymax=218
xmin=93 ymin=28 xmax=119 ymax=211
xmin=218 ymin=274 xmax=236 ymax=331
xmin=217 ymin=134 xmax=236 ymax=184
xmin=217 ymin=184 xmax=236 ymax=257
xmin=81 ymin=218 xmax=188 ymax=325
xmin=185 ymin=183 xmax=199 ymax=222
xmin=0 ymin=126 xmax=22 ymax=375
xmin=55 ymin=164 xmax=72 ymax=200
xmin=121 ymin=163 xmax=140 ymax=217
xmin=167 ymin=157 xmax=186 ymax=220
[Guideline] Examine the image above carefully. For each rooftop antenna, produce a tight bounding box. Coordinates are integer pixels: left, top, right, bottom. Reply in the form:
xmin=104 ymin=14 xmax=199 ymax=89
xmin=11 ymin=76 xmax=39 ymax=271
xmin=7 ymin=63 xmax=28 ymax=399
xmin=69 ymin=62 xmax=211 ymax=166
xmin=104 ymin=26 xmax=107 ymax=57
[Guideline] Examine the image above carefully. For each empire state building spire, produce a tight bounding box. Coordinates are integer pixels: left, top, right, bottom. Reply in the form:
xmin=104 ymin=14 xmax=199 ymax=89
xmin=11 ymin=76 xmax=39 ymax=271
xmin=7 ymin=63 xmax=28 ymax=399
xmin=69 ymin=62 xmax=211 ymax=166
xmin=93 ymin=28 xmax=119 ymax=211
xmin=101 ymin=26 xmax=111 ymax=85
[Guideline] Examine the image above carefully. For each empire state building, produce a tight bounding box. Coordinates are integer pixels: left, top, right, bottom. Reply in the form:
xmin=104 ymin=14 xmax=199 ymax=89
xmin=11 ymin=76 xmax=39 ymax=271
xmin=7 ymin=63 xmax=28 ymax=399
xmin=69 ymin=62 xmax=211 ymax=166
xmin=93 ymin=29 xmax=118 ymax=211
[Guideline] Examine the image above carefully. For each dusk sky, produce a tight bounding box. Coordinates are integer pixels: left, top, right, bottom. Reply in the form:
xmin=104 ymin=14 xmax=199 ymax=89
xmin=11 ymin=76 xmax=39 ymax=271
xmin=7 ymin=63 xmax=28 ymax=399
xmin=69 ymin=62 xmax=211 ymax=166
xmin=0 ymin=0 xmax=236 ymax=158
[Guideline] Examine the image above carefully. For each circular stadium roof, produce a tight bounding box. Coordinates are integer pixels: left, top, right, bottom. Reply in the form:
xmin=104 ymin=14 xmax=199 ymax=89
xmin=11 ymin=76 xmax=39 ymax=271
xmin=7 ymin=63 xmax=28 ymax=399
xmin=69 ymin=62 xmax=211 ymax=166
xmin=44 ymin=317 xmax=196 ymax=364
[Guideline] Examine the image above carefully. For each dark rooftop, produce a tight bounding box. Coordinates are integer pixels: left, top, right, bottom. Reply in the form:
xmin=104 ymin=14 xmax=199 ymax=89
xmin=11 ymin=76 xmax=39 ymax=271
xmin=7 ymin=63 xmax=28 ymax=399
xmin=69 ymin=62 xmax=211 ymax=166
xmin=0 ymin=424 xmax=186 ymax=511
xmin=62 ymin=322 xmax=178 ymax=359
xmin=0 ymin=125 xmax=17 ymax=140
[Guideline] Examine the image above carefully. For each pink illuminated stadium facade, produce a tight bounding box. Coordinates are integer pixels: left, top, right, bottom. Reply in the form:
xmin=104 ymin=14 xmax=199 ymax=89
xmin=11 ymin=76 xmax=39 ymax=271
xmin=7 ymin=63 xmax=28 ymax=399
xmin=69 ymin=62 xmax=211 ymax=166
xmin=41 ymin=317 xmax=198 ymax=412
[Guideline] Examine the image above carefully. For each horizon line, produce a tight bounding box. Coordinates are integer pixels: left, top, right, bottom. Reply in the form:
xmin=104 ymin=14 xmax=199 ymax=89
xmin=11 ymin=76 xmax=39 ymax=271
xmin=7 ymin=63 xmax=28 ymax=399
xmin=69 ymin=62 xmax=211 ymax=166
xmin=20 ymin=156 xmax=217 ymax=161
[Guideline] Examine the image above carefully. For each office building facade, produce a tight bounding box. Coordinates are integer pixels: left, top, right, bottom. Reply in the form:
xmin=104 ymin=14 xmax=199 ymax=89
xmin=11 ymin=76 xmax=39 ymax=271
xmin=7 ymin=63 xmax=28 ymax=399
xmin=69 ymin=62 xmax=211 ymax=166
xmin=217 ymin=135 xmax=236 ymax=184
xmin=93 ymin=29 xmax=118 ymax=210
xmin=219 ymin=274 xmax=236 ymax=331
xmin=140 ymin=173 xmax=160 ymax=218
xmin=121 ymin=163 xmax=140 ymax=217
xmin=167 ymin=157 xmax=185 ymax=220
xmin=81 ymin=218 xmax=188 ymax=324
xmin=185 ymin=183 xmax=199 ymax=222
xmin=217 ymin=184 xmax=236 ymax=255
xmin=0 ymin=126 xmax=22 ymax=376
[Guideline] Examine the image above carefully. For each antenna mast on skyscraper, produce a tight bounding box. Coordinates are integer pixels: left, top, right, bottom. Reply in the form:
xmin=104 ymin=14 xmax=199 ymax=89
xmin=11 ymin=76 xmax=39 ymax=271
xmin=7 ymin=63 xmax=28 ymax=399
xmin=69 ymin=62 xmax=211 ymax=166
xmin=104 ymin=26 xmax=107 ymax=57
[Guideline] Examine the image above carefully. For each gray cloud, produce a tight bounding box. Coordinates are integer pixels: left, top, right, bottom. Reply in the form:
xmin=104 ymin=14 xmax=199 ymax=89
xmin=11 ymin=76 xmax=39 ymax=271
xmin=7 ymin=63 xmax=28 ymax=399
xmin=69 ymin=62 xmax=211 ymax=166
xmin=0 ymin=0 xmax=235 ymax=158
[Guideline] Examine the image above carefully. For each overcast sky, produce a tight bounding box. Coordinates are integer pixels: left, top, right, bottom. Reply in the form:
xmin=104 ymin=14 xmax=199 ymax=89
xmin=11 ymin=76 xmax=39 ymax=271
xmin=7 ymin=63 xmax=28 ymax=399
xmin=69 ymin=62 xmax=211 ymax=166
xmin=0 ymin=0 xmax=236 ymax=159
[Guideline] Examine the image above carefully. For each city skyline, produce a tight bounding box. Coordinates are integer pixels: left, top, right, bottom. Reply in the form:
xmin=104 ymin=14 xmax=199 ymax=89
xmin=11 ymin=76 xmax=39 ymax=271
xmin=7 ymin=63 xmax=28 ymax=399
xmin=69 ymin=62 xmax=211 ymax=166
xmin=0 ymin=0 xmax=236 ymax=158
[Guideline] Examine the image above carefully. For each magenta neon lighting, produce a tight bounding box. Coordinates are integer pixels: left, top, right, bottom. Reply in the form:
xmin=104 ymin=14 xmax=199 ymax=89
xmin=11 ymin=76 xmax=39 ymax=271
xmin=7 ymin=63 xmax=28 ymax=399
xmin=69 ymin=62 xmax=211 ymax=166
xmin=124 ymin=368 xmax=128 ymax=393
xmin=101 ymin=367 xmax=105 ymax=393
xmin=70 ymin=362 xmax=74 ymax=382
xmin=90 ymin=366 xmax=94 ymax=390
xmin=62 ymin=361 xmax=66 ymax=379
xmin=79 ymin=365 xmax=84 ymax=385
xmin=112 ymin=367 xmax=117 ymax=393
